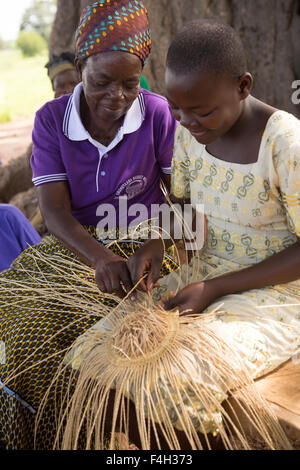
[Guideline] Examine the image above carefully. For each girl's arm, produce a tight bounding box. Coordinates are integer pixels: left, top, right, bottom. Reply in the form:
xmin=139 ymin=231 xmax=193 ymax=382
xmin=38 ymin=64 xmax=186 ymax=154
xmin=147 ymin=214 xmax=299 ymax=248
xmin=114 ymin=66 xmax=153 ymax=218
xmin=164 ymin=240 xmax=300 ymax=314
xmin=212 ymin=240 xmax=300 ymax=297
xmin=38 ymin=182 xmax=134 ymax=297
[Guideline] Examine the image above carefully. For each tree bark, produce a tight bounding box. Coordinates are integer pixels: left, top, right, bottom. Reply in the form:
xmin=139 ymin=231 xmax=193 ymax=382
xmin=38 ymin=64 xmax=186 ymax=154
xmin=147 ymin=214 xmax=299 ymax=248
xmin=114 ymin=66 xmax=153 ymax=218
xmin=0 ymin=153 xmax=33 ymax=203
xmin=48 ymin=0 xmax=81 ymax=56
xmin=49 ymin=0 xmax=300 ymax=116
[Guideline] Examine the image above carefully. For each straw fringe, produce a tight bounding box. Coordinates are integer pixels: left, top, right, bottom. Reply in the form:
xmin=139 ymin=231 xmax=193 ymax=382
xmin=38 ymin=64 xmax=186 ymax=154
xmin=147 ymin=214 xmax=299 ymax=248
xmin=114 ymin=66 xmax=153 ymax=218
xmin=52 ymin=298 xmax=292 ymax=450
xmin=1 ymin=220 xmax=298 ymax=450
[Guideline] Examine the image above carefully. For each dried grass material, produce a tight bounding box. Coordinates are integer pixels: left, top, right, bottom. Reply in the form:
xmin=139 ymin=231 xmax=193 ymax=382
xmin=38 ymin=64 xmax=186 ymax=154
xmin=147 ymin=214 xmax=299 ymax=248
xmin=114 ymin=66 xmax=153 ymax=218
xmin=51 ymin=298 xmax=292 ymax=451
xmin=1 ymin=226 xmax=297 ymax=450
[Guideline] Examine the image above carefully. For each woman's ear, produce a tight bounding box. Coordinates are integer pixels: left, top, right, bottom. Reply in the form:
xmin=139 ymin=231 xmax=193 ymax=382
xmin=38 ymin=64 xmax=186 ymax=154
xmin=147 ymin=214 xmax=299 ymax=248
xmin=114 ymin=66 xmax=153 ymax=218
xmin=238 ymin=72 xmax=253 ymax=99
xmin=75 ymin=58 xmax=83 ymax=81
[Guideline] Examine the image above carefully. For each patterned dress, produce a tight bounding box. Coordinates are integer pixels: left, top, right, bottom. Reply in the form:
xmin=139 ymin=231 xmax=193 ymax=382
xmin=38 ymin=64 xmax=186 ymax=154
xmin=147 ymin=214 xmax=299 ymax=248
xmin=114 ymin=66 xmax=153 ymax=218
xmin=150 ymin=110 xmax=300 ymax=431
xmin=66 ymin=110 xmax=300 ymax=439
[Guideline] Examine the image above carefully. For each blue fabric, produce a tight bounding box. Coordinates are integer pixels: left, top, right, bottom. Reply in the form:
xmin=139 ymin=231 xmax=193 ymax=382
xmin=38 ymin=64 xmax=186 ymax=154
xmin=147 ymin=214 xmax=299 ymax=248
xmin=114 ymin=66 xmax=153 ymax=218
xmin=0 ymin=204 xmax=41 ymax=272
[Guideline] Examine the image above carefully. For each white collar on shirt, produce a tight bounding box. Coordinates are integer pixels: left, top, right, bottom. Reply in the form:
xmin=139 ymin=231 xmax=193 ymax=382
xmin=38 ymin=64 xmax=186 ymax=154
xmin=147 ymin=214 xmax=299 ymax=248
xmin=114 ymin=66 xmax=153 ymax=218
xmin=62 ymin=82 xmax=145 ymax=152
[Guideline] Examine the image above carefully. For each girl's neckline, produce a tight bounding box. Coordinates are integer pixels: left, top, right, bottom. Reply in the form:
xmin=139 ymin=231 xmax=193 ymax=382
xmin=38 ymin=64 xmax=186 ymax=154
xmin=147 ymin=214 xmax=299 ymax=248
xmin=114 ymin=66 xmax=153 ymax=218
xmin=203 ymin=109 xmax=284 ymax=167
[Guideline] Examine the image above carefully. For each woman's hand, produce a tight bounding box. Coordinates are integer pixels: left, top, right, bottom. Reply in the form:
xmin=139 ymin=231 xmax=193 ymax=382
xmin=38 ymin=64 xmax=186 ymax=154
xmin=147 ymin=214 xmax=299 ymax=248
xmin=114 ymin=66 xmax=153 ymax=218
xmin=126 ymin=239 xmax=165 ymax=292
xmin=95 ymin=251 xmax=134 ymax=298
xmin=162 ymin=281 xmax=218 ymax=315
xmin=38 ymin=182 xmax=136 ymax=300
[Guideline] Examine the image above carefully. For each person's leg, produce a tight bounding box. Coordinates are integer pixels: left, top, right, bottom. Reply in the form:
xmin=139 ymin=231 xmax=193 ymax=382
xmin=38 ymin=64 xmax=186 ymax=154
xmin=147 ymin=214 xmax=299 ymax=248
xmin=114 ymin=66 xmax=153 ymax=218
xmin=104 ymin=389 xmax=225 ymax=450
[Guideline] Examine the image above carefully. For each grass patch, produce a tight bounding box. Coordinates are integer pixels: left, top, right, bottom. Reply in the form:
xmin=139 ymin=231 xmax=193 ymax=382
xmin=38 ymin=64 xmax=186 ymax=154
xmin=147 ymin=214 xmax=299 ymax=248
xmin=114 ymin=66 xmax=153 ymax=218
xmin=0 ymin=111 xmax=12 ymax=123
xmin=0 ymin=48 xmax=53 ymax=121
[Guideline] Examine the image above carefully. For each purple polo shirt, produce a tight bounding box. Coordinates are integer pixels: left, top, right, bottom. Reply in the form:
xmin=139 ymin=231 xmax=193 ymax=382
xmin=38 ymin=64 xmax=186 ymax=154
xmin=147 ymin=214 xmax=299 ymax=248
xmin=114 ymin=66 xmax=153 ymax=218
xmin=31 ymin=83 xmax=177 ymax=227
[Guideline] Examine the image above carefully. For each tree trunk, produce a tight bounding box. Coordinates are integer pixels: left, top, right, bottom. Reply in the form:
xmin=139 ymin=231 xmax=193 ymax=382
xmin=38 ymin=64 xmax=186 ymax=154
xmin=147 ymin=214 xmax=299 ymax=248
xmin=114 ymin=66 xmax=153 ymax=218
xmin=49 ymin=0 xmax=300 ymax=116
xmin=48 ymin=0 xmax=90 ymax=57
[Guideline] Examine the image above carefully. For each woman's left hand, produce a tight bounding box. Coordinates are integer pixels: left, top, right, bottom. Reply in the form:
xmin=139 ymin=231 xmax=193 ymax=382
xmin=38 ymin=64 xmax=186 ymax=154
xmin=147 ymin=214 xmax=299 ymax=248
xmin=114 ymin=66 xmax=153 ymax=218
xmin=162 ymin=281 xmax=218 ymax=315
xmin=127 ymin=239 xmax=164 ymax=292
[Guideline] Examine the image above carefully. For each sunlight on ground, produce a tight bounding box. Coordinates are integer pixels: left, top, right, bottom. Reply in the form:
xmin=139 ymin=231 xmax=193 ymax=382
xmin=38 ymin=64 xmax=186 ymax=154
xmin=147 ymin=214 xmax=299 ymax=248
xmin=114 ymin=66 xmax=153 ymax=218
xmin=0 ymin=49 xmax=53 ymax=123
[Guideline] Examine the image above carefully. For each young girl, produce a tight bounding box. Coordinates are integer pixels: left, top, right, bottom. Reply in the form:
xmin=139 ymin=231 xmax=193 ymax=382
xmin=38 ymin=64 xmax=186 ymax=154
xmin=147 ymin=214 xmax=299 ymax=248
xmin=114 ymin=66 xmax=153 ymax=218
xmin=137 ymin=19 xmax=300 ymax=438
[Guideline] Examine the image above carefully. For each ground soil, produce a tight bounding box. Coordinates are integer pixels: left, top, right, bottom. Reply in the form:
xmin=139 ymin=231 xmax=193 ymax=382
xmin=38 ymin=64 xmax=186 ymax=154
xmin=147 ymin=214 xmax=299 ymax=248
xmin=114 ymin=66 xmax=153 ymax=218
xmin=0 ymin=118 xmax=34 ymax=165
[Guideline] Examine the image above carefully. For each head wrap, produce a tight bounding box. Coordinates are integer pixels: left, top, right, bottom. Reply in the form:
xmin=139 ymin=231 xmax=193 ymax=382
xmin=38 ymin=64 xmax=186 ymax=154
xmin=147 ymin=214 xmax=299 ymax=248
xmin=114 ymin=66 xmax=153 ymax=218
xmin=45 ymin=52 xmax=76 ymax=81
xmin=75 ymin=0 xmax=152 ymax=65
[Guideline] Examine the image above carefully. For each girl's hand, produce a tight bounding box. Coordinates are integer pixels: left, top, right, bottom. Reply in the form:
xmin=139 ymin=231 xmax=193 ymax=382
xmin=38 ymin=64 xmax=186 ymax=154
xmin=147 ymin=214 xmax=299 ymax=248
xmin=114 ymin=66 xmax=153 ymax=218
xmin=162 ymin=281 xmax=217 ymax=315
xmin=127 ymin=239 xmax=164 ymax=292
xmin=95 ymin=252 xmax=134 ymax=299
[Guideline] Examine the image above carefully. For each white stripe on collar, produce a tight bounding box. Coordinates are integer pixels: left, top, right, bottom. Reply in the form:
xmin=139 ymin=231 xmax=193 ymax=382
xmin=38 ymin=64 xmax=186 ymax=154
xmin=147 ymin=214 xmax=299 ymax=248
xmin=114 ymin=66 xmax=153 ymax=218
xmin=63 ymin=82 xmax=145 ymax=143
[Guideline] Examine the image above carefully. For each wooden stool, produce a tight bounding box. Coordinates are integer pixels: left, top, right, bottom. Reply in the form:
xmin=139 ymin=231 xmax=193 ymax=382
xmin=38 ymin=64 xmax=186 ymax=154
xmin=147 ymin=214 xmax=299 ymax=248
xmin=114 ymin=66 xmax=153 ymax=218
xmin=225 ymin=358 xmax=300 ymax=448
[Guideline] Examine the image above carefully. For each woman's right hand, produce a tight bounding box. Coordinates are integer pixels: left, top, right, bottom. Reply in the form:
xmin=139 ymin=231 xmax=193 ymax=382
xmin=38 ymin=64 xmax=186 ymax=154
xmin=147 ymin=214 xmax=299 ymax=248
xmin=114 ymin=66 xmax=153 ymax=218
xmin=37 ymin=182 xmax=135 ymax=299
xmin=95 ymin=251 xmax=134 ymax=299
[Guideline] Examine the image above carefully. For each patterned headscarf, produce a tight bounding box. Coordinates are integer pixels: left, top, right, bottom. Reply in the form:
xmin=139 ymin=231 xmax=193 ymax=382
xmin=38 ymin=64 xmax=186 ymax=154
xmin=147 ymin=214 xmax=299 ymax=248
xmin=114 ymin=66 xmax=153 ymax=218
xmin=75 ymin=0 xmax=152 ymax=65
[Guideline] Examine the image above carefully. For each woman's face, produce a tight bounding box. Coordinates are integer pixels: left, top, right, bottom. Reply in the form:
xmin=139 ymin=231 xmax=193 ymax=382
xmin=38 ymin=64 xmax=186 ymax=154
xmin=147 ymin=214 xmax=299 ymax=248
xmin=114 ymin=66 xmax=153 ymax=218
xmin=77 ymin=51 xmax=142 ymax=123
xmin=165 ymin=68 xmax=250 ymax=145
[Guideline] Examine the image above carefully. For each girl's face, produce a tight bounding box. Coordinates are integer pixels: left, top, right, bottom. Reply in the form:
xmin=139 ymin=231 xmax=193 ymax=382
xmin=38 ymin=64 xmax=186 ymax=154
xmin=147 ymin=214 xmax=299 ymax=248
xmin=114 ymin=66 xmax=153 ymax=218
xmin=77 ymin=51 xmax=142 ymax=123
xmin=165 ymin=68 xmax=251 ymax=145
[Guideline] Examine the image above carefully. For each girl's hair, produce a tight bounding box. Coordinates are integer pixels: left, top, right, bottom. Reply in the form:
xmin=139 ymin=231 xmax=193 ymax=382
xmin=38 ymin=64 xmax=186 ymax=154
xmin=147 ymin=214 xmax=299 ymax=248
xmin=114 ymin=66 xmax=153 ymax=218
xmin=166 ymin=20 xmax=247 ymax=80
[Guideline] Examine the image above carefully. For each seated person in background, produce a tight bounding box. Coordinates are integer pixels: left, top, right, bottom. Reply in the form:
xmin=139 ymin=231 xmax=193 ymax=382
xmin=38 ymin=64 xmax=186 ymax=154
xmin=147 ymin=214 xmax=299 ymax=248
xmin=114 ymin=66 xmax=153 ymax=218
xmin=45 ymin=52 xmax=80 ymax=99
xmin=0 ymin=204 xmax=41 ymax=271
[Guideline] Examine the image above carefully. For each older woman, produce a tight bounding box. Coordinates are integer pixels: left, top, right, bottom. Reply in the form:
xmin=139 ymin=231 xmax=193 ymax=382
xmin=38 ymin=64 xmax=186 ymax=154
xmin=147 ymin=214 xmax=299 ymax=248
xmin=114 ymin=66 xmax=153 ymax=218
xmin=0 ymin=0 xmax=177 ymax=450
xmin=32 ymin=1 xmax=176 ymax=297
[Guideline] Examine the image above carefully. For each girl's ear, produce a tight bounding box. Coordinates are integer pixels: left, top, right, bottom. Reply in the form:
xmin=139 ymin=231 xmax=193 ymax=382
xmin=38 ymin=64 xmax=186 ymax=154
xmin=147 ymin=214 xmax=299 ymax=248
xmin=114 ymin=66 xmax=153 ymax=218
xmin=238 ymin=73 xmax=253 ymax=100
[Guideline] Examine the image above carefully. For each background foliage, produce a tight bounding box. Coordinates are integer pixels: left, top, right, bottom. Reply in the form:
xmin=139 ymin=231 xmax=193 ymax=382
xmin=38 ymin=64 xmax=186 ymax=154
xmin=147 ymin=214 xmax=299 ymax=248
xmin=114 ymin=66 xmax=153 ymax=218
xmin=16 ymin=31 xmax=47 ymax=57
xmin=20 ymin=0 xmax=57 ymax=40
